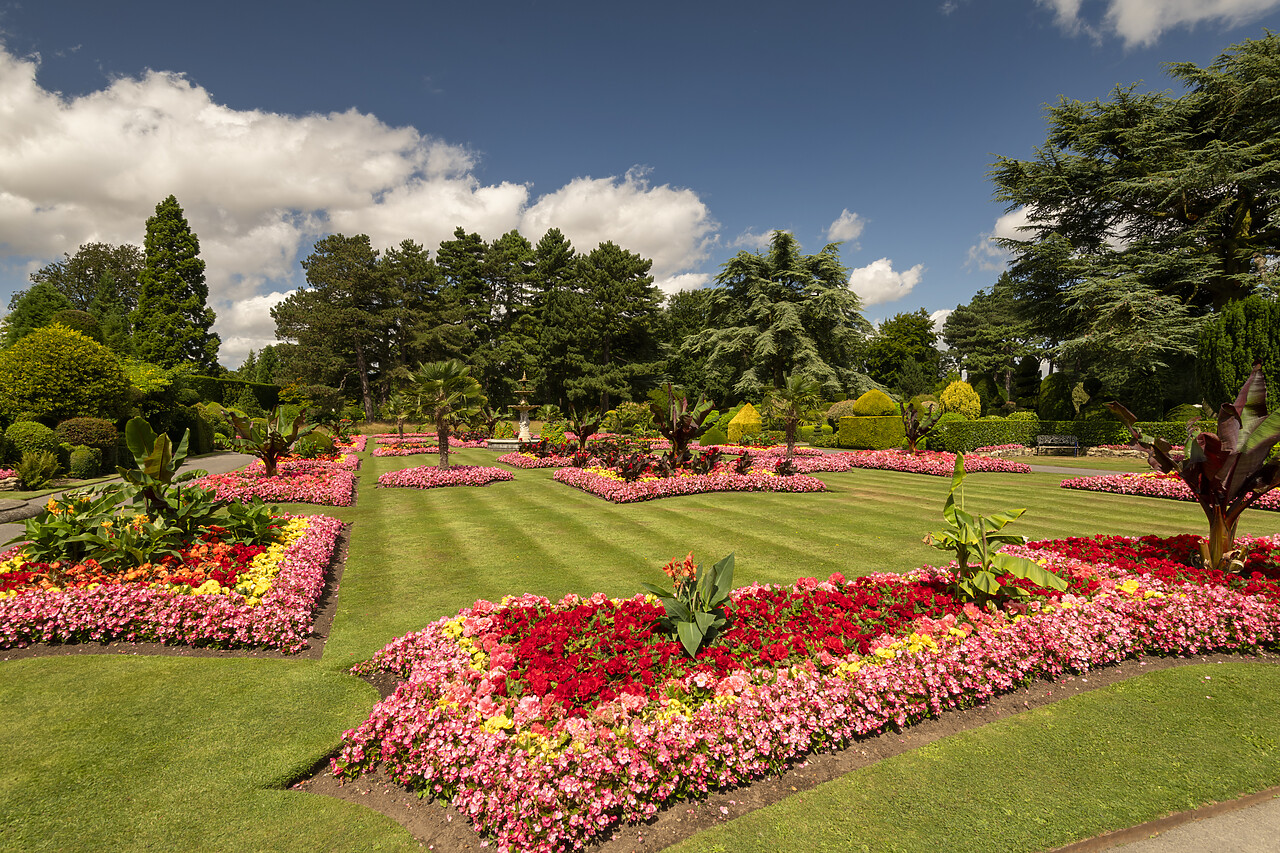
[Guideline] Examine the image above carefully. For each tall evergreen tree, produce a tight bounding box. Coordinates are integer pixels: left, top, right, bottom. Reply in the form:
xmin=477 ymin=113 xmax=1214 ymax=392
xmin=942 ymin=275 xmax=1040 ymax=397
xmin=1 ymin=280 xmax=73 ymax=347
xmin=863 ymin=309 xmax=940 ymax=390
xmin=1198 ymin=295 xmax=1280 ymax=407
xmin=255 ymin=344 xmax=281 ymax=385
xmin=87 ymin=269 xmax=134 ymax=356
xmin=29 ymin=242 xmax=144 ymax=312
xmin=574 ymin=241 xmax=663 ymax=410
xmin=132 ymin=195 xmax=220 ymax=370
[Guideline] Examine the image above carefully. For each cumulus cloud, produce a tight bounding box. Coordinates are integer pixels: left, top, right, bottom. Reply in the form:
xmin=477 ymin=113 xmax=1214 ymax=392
xmin=1038 ymin=0 xmax=1280 ymax=47
xmin=967 ymin=207 xmax=1032 ymax=271
xmin=846 ymin=258 xmax=925 ymax=306
xmin=728 ymin=229 xmax=776 ymax=251
xmin=825 ymin=209 xmax=866 ymax=245
xmin=929 ymin=308 xmax=953 ymax=333
xmin=0 ymin=46 xmax=717 ymax=366
xmin=218 ymin=290 xmax=294 ymax=366
xmin=654 ymin=272 xmax=712 ymax=296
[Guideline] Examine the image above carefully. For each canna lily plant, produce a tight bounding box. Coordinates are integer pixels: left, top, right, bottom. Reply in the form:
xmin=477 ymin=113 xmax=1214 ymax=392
xmin=228 ymin=408 xmax=313 ymax=477
xmin=641 ymin=551 xmax=735 ymax=657
xmin=1107 ymin=363 xmax=1280 ymax=572
xmin=649 ymin=383 xmax=716 ymax=468
xmin=925 ymin=454 xmax=1067 ymax=602
xmin=118 ymin=417 xmax=207 ymax=517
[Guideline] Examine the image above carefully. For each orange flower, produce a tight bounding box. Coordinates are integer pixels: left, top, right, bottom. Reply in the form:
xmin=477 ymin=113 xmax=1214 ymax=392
xmin=661 ymin=551 xmax=697 ymax=582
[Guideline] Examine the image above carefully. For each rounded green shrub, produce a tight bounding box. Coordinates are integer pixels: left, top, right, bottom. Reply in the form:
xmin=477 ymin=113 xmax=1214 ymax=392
xmin=940 ymin=381 xmax=981 ymax=420
xmin=67 ymin=445 xmax=102 ymax=478
xmin=1008 ymin=411 xmax=1039 ymax=422
xmin=851 ymin=389 xmax=898 ymax=417
xmin=5 ymin=421 xmax=59 ymax=462
xmin=700 ymin=426 xmax=729 ymax=446
xmin=541 ymin=420 xmax=567 ymax=443
xmin=1165 ymin=403 xmax=1205 ymax=422
xmin=0 ymin=324 xmax=128 ymax=423
xmin=54 ymin=417 xmax=118 ymax=467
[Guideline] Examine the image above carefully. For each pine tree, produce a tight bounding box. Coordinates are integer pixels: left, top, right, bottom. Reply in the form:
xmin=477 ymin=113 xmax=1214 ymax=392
xmin=132 ymin=195 xmax=220 ymax=370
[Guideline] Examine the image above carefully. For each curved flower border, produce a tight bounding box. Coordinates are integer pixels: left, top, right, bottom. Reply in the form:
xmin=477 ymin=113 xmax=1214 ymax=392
xmin=788 ymin=450 xmax=1031 ymax=476
xmin=0 ymin=514 xmax=344 ymax=653
xmin=1061 ymin=472 xmax=1280 ymax=512
xmin=553 ymin=466 xmax=826 ymax=503
xmin=377 ymin=465 xmax=515 ymax=489
xmin=334 ymin=545 xmax=1280 ymax=853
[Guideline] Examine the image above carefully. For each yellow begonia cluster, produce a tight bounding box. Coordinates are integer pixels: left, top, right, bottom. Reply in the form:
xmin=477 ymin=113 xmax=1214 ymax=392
xmin=227 ymin=517 xmax=311 ymax=605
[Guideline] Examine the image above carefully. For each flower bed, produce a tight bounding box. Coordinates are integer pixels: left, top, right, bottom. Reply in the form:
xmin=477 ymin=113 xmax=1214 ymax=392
xmin=553 ymin=466 xmax=826 ymax=503
xmin=498 ymin=452 xmax=576 ymax=469
xmin=377 ymin=465 xmax=514 ymax=490
xmin=0 ymin=514 xmax=343 ymax=652
xmin=973 ymin=443 xmax=1025 ymax=453
xmin=701 ymin=444 xmax=825 ymax=457
xmin=195 ymin=459 xmax=358 ymax=507
xmin=337 ymin=435 xmax=368 ymax=453
xmin=333 ymin=534 xmax=1280 ymax=852
xmin=1061 ymin=471 xmax=1280 ymax=512
xmin=0 ymin=468 xmax=14 ymax=479
xmin=375 ymin=433 xmax=488 ymax=449
xmin=785 ymin=449 xmax=1031 ymax=476
xmin=372 ymin=445 xmax=440 ymax=457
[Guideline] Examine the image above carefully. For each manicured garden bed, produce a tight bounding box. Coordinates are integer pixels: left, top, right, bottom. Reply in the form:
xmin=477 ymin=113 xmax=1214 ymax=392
xmin=789 ymin=449 xmax=1031 ymax=476
xmin=499 ymin=452 xmax=575 ymax=469
xmin=376 ymin=465 xmax=515 ymax=489
xmin=1062 ymin=471 xmax=1280 ymax=512
xmin=553 ymin=466 xmax=827 ymax=502
xmin=334 ymin=532 xmax=1280 ymax=852
xmin=196 ymin=458 xmax=359 ymax=506
xmin=0 ymin=514 xmax=344 ymax=652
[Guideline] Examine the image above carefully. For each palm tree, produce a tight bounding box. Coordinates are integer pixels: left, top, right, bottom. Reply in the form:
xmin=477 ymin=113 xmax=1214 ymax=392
xmin=411 ymin=359 xmax=486 ymax=469
xmin=762 ymin=372 xmax=823 ymax=460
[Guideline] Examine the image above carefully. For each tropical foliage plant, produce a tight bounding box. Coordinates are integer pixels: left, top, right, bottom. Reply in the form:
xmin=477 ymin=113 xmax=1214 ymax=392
xmin=762 ymin=372 xmax=823 ymax=460
xmin=640 ymin=552 xmax=736 ymax=657
xmin=900 ymin=399 xmax=943 ymax=455
xmin=227 ymin=408 xmax=313 ymax=477
xmin=1108 ymin=363 xmax=1280 ymax=570
xmin=117 ymin=417 xmax=207 ymax=517
xmin=412 ymin=359 xmax=486 ymax=469
xmin=649 ymin=383 xmax=715 ymax=467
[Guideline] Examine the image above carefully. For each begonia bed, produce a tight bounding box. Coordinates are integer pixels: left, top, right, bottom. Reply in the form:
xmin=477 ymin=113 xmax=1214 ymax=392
xmin=195 ymin=459 xmax=358 ymax=507
xmin=334 ymin=533 xmax=1280 ymax=853
xmin=0 ymin=468 xmax=15 ymax=480
xmin=1062 ymin=471 xmax=1280 ymax=512
xmin=0 ymin=514 xmax=343 ymax=652
xmin=787 ymin=449 xmax=1031 ymax=476
xmin=498 ymin=452 xmax=575 ymax=469
xmin=553 ymin=466 xmax=827 ymax=502
xmin=377 ymin=465 xmax=514 ymax=489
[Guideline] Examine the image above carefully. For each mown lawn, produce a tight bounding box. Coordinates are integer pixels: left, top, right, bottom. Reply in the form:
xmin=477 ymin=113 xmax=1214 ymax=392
xmin=4 ymin=447 xmax=1280 ymax=852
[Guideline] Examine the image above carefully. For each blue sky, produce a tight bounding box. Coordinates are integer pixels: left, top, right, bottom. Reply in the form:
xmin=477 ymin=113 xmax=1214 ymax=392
xmin=2 ymin=0 xmax=1279 ymax=366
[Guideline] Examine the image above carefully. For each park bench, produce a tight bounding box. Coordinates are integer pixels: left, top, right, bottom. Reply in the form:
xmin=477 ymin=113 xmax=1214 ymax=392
xmin=1035 ymin=434 xmax=1079 ymax=456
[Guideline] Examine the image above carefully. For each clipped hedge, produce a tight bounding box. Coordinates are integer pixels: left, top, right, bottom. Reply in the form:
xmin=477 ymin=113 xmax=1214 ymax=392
xmin=850 ymin=389 xmax=897 ymax=417
xmin=837 ymin=415 xmax=906 ymax=450
xmin=187 ymin=374 xmax=280 ymax=410
xmin=55 ymin=417 xmax=118 ymax=469
xmin=930 ymin=418 xmax=1196 ymax=452
xmin=68 ymin=445 xmax=102 ymax=478
xmin=727 ymin=403 xmax=763 ymax=445
xmin=4 ymin=421 xmax=59 ymax=463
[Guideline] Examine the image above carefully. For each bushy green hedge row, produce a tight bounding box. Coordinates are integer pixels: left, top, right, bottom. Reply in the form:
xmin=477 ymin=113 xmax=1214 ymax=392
xmin=931 ymin=418 xmax=1195 ymax=452
xmin=837 ymin=416 xmax=906 ymax=450
xmin=187 ymin=375 xmax=279 ymax=410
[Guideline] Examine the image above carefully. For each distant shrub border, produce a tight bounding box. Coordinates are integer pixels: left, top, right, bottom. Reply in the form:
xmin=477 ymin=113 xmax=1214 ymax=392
xmin=553 ymin=466 xmax=826 ymax=503
xmin=1061 ymin=471 xmax=1280 ymax=512
xmin=377 ymin=465 xmax=515 ymax=489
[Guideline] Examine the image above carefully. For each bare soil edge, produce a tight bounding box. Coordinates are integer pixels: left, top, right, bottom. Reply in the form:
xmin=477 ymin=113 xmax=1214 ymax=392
xmin=0 ymin=523 xmax=352 ymax=663
xmin=294 ymin=652 xmax=1279 ymax=853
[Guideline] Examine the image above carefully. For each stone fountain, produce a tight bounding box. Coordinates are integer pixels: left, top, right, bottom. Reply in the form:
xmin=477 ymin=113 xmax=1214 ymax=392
xmin=487 ymin=372 xmax=536 ymax=453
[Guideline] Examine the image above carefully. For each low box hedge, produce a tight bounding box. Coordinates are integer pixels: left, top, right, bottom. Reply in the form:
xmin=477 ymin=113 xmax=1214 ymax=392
xmin=930 ymin=418 xmax=1195 ymax=452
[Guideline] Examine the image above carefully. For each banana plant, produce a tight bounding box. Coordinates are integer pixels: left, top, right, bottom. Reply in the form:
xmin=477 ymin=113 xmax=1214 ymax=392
xmin=925 ymin=454 xmax=1067 ymax=602
xmin=649 ymin=383 xmax=716 ymax=468
xmin=642 ymin=552 xmax=736 ymax=658
xmin=117 ymin=418 xmax=207 ymax=517
xmin=227 ymin=408 xmax=313 ymax=477
xmin=1108 ymin=362 xmax=1280 ymax=571
xmin=900 ymin=399 xmax=943 ymax=455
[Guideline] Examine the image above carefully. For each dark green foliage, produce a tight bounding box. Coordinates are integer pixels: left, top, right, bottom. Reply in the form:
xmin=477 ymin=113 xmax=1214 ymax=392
xmin=700 ymin=425 xmax=729 ymax=446
xmin=55 ymin=418 xmax=118 ymax=468
xmin=29 ymin=241 xmax=144 ymax=313
xmin=931 ymin=418 xmax=1041 ymax=452
xmin=5 ymin=421 xmax=59 ymax=462
xmin=294 ymin=431 xmax=336 ymax=459
xmin=970 ymin=374 xmax=1004 ymax=416
xmin=837 ymin=415 xmax=906 ymax=450
xmin=1012 ymin=355 xmax=1043 ymax=406
xmin=1 ymin=281 xmax=74 ymax=347
xmin=640 ymin=552 xmax=736 ymax=658
xmin=117 ymin=417 xmax=207 ymax=518
xmin=942 ymin=275 xmax=1041 ymax=397
xmin=1165 ymin=403 xmax=1206 ymax=423
xmin=132 ymin=196 xmax=220 ymax=370
xmin=49 ymin=309 xmax=102 ymax=342
xmin=234 ymin=385 xmax=265 ymax=418
xmin=186 ymin=375 xmax=280 ymax=410
xmin=864 ymin=309 xmax=941 ymax=389
xmin=1197 ymin=296 xmax=1280 ymax=408
xmin=68 ymin=445 xmax=102 ymax=479
xmin=1038 ymin=373 xmax=1077 ymax=421
xmin=900 ymin=400 xmax=943 ymax=454
xmin=850 ymin=389 xmax=898 ymax=417
xmin=15 ymin=450 xmax=59 ymax=490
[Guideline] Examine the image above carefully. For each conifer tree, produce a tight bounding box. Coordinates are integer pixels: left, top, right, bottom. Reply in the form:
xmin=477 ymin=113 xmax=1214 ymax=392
xmin=1198 ymin=295 xmax=1280 ymax=407
xmin=131 ymin=195 xmax=220 ymax=370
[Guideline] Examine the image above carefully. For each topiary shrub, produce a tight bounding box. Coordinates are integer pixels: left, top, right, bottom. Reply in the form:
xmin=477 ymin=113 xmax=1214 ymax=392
xmin=1008 ymin=411 xmax=1039 ymax=422
xmin=700 ymin=426 xmax=729 ymax=446
xmin=1165 ymin=403 xmax=1205 ymax=423
xmin=825 ymin=399 xmax=859 ymax=429
xmin=4 ymin=421 xmax=59 ymax=463
xmin=1038 ymin=373 xmax=1076 ymax=421
xmin=67 ymin=445 xmax=102 ymax=478
xmin=837 ymin=415 xmax=906 ymax=450
xmin=55 ymin=417 xmax=118 ymax=469
xmin=940 ymin=381 xmax=981 ymax=420
xmin=850 ymin=389 xmax=898 ymax=417
xmin=970 ymin=374 xmax=1005 ymax=416
xmin=727 ymin=403 xmax=763 ymax=444
xmin=0 ymin=324 xmax=129 ymax=423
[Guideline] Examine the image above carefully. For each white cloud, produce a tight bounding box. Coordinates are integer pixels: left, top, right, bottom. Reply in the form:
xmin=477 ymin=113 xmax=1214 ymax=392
xmin=728 ymin=229 xmax=776 ymax=251
xmin=967 ymin=207 xmax=1032 ymax=271
xmin=655 ymin=272 xmax=711 ymax=296
xmin=929 ymin=308 xmax=953 ymax=333
xmin=825 ymin=209 xmax=866 ymax=245
xmin=1039 ymin=0 xmax=1280 ymax=46
xmin=846 ymin=258 xmax=925 ymax=306
xmin=218 ymin=290 xmax=294 ymax=367
xmin=0 ymin=46 xmax=717 ymax=367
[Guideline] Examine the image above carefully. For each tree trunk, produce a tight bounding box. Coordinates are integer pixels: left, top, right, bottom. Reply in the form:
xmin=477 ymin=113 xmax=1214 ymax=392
xmin=353 ymin=341 xmax=376 ymax=423
xmin=437 ymin=417 xmax=450 ymax=469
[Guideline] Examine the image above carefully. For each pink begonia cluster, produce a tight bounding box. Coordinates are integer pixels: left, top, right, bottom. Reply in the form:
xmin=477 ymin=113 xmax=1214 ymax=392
xmin=376 ymin=465 xmax=515 ymax=489
xmin=1061 ymin=472 xmax=1280 ymax=511
xmin=973 ymin=444 xmax=1026 ymax=453
xmin=337 ymin=435 xmax=368 ymax=452
xmin=333 ymin=550 xmax=1280 ymax=853
xmin=195 ymin=460 xmax=358 ymax=507
xmin=701 ymin=445 xmax=825 ymax=457
xmin=783 ymin=450 xmax=1031 ymax=476
xmin=498 ymin=452 xmax=575 ymax=469
xmin=553 ymin=467 xmax=826 ymax=503
xmin=0 ymin=468 xmax=15 ymax=480
xmin=375 ymin=433 xmax=487 ymax=449
xmin=0 ymin=515 xmax=343 ymax=653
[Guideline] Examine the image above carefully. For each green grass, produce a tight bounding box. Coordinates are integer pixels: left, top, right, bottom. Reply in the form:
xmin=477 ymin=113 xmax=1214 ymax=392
xmin=1025 ymin=455 xmax=1151 ymax=472
xmin=5 ymin=448 xmax=1280 ymax=851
